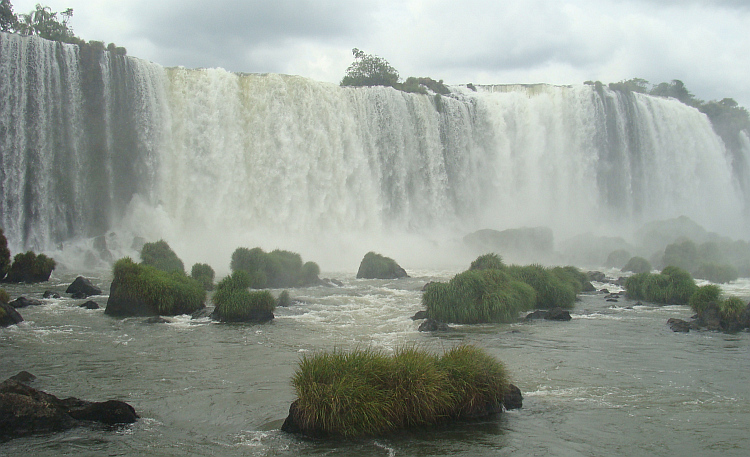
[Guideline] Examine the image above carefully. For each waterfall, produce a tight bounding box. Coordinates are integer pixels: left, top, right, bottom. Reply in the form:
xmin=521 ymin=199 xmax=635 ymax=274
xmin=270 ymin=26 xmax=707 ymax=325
xmin=1 ymin=33 xmax=747 ymax=269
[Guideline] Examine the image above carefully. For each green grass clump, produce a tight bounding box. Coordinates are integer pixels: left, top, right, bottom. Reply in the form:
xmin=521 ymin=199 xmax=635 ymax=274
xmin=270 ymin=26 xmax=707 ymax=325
xmin=0 ymin=228 xmax=10 ymax=280
xmin=625 ymin=266 xmax=697 ymax=305
xmin=107 ymin=257 xmax=205 ymax=315
xmin=140 ymin=240 xmax=184 ymax=273
xmin=278 ymin=290 xmax=292 ymax=307
xmin=291 ymin=345 xmax=509 ymax=437
xmin=0 ymin=288 xmax=9 ymax=304
xmin=4 ymin=251 xmax=56 ymax=283
xmin=212 ymin=271 xmax=275 ymax=322
xmin=689 ymin=284 xmax=722 ymax=315
xmin=550 ymin=265 xmax=591 ymax=294
xmin=469 ymin=253 xmax=505 ymax=271
xmin=423 ymin=269 xmax=535 ymax=324
xmin=719 ymin=296 xmax=746 ymax=322
xmin=190 ymin=263 xmax=215 ymax=290
xmin=506 ymin=264 xmax=577 ymax=309
xmin=230 ymin=247 xmax=321 ymax=288
xmin=622 ymin=256 xmax=651 ymax=274
xmin=356 ymin=252 xmax=408 ymax=279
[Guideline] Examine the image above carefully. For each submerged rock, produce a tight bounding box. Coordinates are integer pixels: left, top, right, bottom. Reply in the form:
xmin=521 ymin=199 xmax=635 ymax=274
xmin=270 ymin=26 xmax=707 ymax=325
xmin=8 ymin=296 xmax=44 ymax=309
xmin=0 ymin=373 xmax=137 ymax=442
xmin=418 ymin=318 xmax=450 ymax=332
xmin=525 ymin=307 xmax=572 ymax=321
xmin=79 ymin=301 xmax=100 ymax=310
xmin=0 ymin=303 xmax=24 ymax=327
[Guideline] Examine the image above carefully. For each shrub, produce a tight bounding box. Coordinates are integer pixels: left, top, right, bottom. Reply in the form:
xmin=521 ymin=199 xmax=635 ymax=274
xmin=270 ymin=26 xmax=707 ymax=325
xmin=105 ymin=258 xmax=205 ymax=316
xmin=4 ymin=251 xmax=56 ymax=283
xmin=356 ymin=252 xmax=408 ymax=279
xmin=140 ymin=240 xmax=184 ymax=273
xmin=290 ymin=345 xmax=509 ymax=437
xmin=0 ymin=228 xmax=10 ymax=280
xmin=212 ymin=271 xmax=275 ymax=322
xmin=230 ymin=247 xmax=321 ymax=288
xmin=190 ymin=263 xmax=215 ymax=290
xmin=469 ymin=253 xmax=505 ymax=271
xmin=689 ymin=284 xmax=721 ymax=315
xmin=423 ymin=269 xmax=535 ymax=323
xmin=0 ymin=288 xmax=9 ymax=304
xmin=506 ymin=264 xmax=577 ymax=309
xmin=622 ymin=256 xmax=652 ymax=274
xmin=340 ymin=48 xmax=399 ymax=88
xmin=719 ymin=296 xmax=746 ymax=322
xmin=624 ymin=266 xmax=696 ymax=305
xmin=550 ymin=265 xmax=592 ymax=294
xmin=278 ymin=290 xmax=292 ymax=307
xmin=694 ymin=262 xmax=738 ymax=284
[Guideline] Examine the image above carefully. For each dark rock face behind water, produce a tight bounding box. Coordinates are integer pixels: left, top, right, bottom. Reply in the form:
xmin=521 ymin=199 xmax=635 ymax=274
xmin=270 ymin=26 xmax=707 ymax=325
xmin=0 ymin=374 xmax=138 ymax=442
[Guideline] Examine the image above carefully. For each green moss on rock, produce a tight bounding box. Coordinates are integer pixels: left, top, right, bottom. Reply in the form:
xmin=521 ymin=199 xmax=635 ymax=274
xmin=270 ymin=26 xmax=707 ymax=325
xmin=356 ymin=252 xmax=408 ymax=279
xmin=212 ymin=270 xmax=275 ymax=322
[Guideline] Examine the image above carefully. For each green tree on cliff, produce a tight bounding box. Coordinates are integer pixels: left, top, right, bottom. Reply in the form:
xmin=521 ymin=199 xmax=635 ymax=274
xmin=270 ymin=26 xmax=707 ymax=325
xmin=15 ymin=3 xmax=82 ymax=44
xmin=0 ymin=0 xmax=18 ymax=32
xmin=341 ymin=48 xmax=400 ymax=88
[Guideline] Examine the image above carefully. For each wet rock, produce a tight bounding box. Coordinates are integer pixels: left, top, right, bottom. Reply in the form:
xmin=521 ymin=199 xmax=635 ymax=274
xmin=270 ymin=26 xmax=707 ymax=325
xmin=606 ymin=298 xmax=619 ymax=302
xmin=66 ymin=276 xmax=102 ymax=297
xmin=667 ymin=318 xmax=694 ymax=333
xmin=525 ymin=310 xmax=548 ymax=320
xmin=587 ymin=271 xmax=606 ymax=282
xmin=8 ymin=296 xmax=44 ymax=309
xmin=191 ymin=308 xmax=212 ymax=319
xmin=43 ymin=291 xmax=61 ymax=299
xmin=418 ymin=318 xmax=450 ymax=332
xmin=546 ymin=308 xmax=572 ymax=321
xmin=7 ymin=371 xmax=35 ymax=384
xmin=79 ymin=301 xmax=100 ymax=310
xmin=503 ymin=384 xmax=523 ymax=410
xmin=411 ymin=310 xmax=428 ymax=320
xmin=144 ymin=316 xmax=169 ymax=324
xmin=0 ymin=303 xmax=24 ymax=327
xmin=0 ymin=375 xmax=137 ymax=441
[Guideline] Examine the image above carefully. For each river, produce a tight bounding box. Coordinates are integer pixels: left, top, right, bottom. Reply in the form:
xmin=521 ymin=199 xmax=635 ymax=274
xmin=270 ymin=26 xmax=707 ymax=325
xmin=1 ymin=269 xmax=749 ymax=456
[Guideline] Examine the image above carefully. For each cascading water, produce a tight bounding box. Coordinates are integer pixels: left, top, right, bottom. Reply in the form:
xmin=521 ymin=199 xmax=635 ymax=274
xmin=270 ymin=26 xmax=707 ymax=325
xmin=1 ymin=33 xmax=747 ymax=270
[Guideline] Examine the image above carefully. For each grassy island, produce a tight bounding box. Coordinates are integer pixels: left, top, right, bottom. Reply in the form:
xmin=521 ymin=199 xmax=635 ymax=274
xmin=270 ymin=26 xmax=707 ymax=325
xmin=212 ymin=270 xmax=276 ymax=322
xmin=286 ymin=345 xmax=511 ymax=437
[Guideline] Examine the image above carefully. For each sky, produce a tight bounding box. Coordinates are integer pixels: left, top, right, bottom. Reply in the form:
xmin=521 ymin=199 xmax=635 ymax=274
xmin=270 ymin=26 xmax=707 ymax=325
xmin=9 ymin=0 xmax=750 ymax=108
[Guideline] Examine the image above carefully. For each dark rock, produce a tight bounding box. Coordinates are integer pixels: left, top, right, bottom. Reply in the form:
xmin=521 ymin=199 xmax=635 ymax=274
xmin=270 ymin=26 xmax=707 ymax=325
xmin=71 ymin=292 xmax=87 ymax=299
xmin=211 ymin=309 xmax=274 ymax=324
xmin=411 ymin=310 xmax=429 ymax=320
xmin=546 ymin=308 xmax=572 ymax=321
xmin=8 ymin=371 xmax=35 ymax=384
xmin=525 ymin=310 xmax=548 ymax=320
xmin=356 ymin=252 xmax=409 ymax=279
xmin=191 ymin=308 xmax=213 ymax=319
xmin=0 ymin=377 xmax=137 ymax=441
xmin=615 ymin=277 xmax=628 ymax=286
xmin=66 ymin=276 xmax=102 ymax=297
xmin=422 ymin=281 xmax=436 ymax=291
xmin=322 ymin=278 xmax=344 ymax=287
xmin=43 ymin=291 xmax=61 ymax=299
xmin=587 ymin=271 xmax=606 ymax=282
xmin=604 ymin=293 xmax=620 ymax=299
xmin=503 ymin=384 xmax=523 ymax=410
xmin=582 ymin=281 xmax=596 ymax=292
xmin=8 ymin=296 xmax=44 ymax=309
xmin=418 ymin=318 xmax=450 ymax=332
xmin=1 ymin=303 xmax=24 ymax=327
xmin=606 ymin=298 xmax=619 ymax=302
xmin=144 ymin=316 xmax=169 ymax=324
xmin=79 ymin=301 xmax=100 ymax=310
xmin=667 ymin=318 xmax=693 ymax=333
xmin=600 ymin=289 xmax=610 ymax=294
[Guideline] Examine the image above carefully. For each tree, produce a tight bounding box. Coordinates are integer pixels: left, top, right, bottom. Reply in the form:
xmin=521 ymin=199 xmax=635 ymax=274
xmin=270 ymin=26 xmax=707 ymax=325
xmin=649 ymin=79 xmax=700 ymax=107
xmin=341 ymin=48 xmax=399 ymax=88
xmin=16 ymin=3 xmax=82 ymax=44
xmin=0 ymin=0 xmax=18 ymax=32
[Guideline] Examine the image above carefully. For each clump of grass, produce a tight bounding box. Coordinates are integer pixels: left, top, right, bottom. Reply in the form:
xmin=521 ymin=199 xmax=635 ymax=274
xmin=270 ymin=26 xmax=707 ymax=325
xmin=550 ymin=265 xmax=592 ymax=294
xmin=622 ymin=256 xmax=651 ymax=274
xmin=212 ymin=271 xmax=275 ymax=322
xmin=0 ymin=288 xmax=9 ymax=304
xmin=278 ymin=290 xmax=292 ymax=307
xmin=356 ymin=252 xmax=408 ymax=279
xmin=290 ymin=344 xmax=509 ymax=437
xmin=506 ymin=264 xmax=577 ymax=309
xmin=140 ymin=240 xmax=184 ymax=273
xmin=190 ymin=263 xmax=215 ymax=290
xmin=4 ymin=251 xmax=56 ymax=283
xmin=689 ymin=284 xmax=721 ymax=315
xmin=106 ymin=257 xmax=205 ymax=316
xmin=230 ymin=247 xmax=321 ymax=288
xmin=624 ymin=266 xmax=697 ymax=306
xmin=469 ymin=253 xmax=504 ymax=271
xmin=719 ymin=296 xmax=746 ymax=322
xmin=423 ymin=269 xmax=535 ymax=324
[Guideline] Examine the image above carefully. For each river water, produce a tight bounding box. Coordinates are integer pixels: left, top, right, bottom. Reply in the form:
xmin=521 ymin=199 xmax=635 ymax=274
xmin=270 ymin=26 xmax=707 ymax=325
xmin=1 ymin=269 xmax=749 ymax=456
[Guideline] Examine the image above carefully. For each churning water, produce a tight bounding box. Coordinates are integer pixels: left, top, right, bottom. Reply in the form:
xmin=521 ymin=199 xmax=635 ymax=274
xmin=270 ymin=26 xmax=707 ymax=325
xmin=1 ymin=270 xmax=749 ymax=456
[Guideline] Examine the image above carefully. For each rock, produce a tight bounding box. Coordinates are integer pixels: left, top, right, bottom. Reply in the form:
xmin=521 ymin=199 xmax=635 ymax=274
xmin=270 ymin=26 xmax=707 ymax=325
xmin=411 ymin=310 xmax=428 ymax=320
xmin=600 ymin=289 xmax=610 ymax=294
xmin=418 ymin=318 xmax=450 ymax=332
xmin=422 ymin=281 xmax=436 ymax=291
xmin=191 ymin=308 xmax=212 ymax=319
xmin=0 ymin=376 xmax=137 ymax=441
xmin=356 ymin=252 xmax=409 ymax=279
xmin=8 ymin=296 xmax=44 ymax=309
xmin=8 ymin=371 xmax=35 ymax=384
xmin=606 ymin=298 xmax=618 ymax=302
xmin=667 ymin=318 xmax=693 ymax=333
xmin=581 ymin=281 xmax=596 ymax=292
xmin=144 ymin=316 xmax=169 ymax=324
xmin=587 ymin=271 xmax=606 ymax=282
xmin=546 ymin=308 xmax=572 ymax=321
xmin=0 ymin=303 xmax=24 ymax=327
xmin=503 ymin=384 xmax=523 ymax=410
xmin=525 ymin=310 xmax=548 ymax=320
xmin=321 ymin=278 xmax=344 ymax=287
xmin=66 ymin=276 xmax=102 ymax=297
xmin=79 ymin=301 xmax=100 ymax=310
xmin=43 ymin=291 xmax=61 ymax=299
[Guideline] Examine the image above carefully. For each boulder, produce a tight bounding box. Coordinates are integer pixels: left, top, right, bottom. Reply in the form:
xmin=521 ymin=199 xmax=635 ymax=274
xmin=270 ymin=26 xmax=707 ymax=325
xmin=43 ymin=291 xmax=61 ymax=299
xmin=667 ymin=318 xmax=694 ymax=333
xmin=503 ymin=384 xmax=523 ymax=410
xmin=525 ymin=310 xmax=548 ymax=320
xmin=411 ymin=310 xmax=429 ymax=320
xmin=0 ymin=374 xmax=137 ymax=441
xmin=8 ymin=296 xmax=44 ymax=309
xmin=0 ymin=303 xmax=24 ymax=327
xmin=587 ymin=271 xmax=606 ymax=282
xmin=546 ymin=308 xmax=572 ymax=321
xmin=356 ymin=252 xmax=409 ymax=279
xmin=66 ymin=276 xmax=102 ymax=297
xmin=79 ymin=301 xmax=100 ymax=310
xmin=418 ymin=318 xmax=450 ymax=332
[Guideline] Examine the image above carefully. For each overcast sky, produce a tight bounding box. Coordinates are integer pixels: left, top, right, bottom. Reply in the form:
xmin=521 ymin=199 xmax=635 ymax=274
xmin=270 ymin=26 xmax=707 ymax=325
xmin=10 ymin=0 xmax=750 ymax=108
